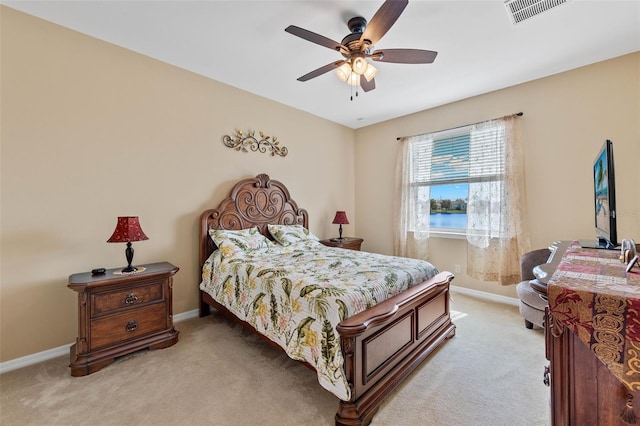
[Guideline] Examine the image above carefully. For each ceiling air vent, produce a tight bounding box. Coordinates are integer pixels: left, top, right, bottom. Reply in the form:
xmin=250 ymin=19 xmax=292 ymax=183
xmin=504 ymin=0 xmax=569 ymax=24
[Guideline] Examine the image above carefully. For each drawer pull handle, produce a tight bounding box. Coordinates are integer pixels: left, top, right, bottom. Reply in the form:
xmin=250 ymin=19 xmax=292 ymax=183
xmin=125 ymin=320 xmax=138 ymax=333
xmin=543 ymin=365 xmax=550 ymax=387
xmin=124 ymin=293 xmax=138 ymax=305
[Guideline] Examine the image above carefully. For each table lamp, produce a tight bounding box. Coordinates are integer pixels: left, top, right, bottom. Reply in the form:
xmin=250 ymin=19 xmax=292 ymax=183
xmin=332 ymin=211 xmax=349 ymax=240
xmin=107 ymin=216 xmax=149 ymax=272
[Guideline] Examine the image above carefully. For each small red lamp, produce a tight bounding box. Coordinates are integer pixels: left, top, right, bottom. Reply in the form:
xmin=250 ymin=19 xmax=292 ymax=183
xmin=107 ymin=216 xmax=149 ymax=272
xmin=332 ymin=211 xmax=350 ymax=240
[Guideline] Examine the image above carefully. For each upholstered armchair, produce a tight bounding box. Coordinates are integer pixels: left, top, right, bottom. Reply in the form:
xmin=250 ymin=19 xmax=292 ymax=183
xmin=516 ymin=248 xmax=551 ymax=329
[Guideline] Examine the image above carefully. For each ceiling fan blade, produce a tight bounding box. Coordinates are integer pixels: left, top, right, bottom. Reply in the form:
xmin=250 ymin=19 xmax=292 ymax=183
xmin=371 ymin=49 xmax=438 ymax=64
xmin=359 ymin=0 xmax=408 ymax=46
xmin=297 ymin=60 xmax=346 ymax=82
xmin=360 ymin=77 xmax=376 ymax=92
xmin=285 ymin=25 xmax=345 ymax=52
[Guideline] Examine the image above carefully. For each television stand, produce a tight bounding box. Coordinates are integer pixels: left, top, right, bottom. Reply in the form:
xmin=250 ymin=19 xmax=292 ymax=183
xmin=578 ymin=237 xmax=617 ymax=250
xmin=543 ymin=241 xmax=640 ymax=425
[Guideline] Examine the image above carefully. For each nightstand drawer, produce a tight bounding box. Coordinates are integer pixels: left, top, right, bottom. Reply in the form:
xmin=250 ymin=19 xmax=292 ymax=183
xmin=91 ymin=282 xmax=163 ymax=316
xmin=90 ymin=303 xmax=167 ymax=350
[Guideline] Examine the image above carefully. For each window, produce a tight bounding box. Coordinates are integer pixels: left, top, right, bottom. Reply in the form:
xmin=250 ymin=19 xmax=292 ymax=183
xmin=411 ymin=129 xmax=470 ymax=234
xmin=395 ymin=114 xmax=528 ymax=284
xmin=409 ymin=123 xmax=505 ymax=236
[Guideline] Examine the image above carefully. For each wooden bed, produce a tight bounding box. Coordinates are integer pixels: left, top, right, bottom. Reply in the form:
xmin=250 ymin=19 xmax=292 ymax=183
xmin=199 ymin=173 xmax=456 ymax=426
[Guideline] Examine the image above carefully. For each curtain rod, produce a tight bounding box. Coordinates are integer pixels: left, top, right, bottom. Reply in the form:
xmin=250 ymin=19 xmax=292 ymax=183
xmin=396 ymin=112 xmax=523 ymax=141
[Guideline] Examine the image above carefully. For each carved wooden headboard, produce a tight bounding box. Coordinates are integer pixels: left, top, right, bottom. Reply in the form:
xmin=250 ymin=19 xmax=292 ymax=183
xmin=199 ymin=173 xmax=309 ymax=267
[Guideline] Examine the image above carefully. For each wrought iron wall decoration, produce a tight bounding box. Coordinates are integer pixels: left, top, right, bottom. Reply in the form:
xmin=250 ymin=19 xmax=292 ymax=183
xmin=222 ymin=129 xmax=288 ymax=157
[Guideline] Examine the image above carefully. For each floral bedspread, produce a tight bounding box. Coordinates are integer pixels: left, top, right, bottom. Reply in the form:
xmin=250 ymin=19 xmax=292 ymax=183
xmin=200 ymin=240 xmax=439 ymax=400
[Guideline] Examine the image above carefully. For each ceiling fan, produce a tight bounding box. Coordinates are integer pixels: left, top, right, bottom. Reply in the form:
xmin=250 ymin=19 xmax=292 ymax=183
xmin=285 ymin=0 xmax=437 ymax=96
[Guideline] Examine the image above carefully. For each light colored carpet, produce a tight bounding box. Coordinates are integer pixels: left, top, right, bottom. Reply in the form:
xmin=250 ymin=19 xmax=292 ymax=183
xmin=0 ymin=293 xmax=549 ymax=425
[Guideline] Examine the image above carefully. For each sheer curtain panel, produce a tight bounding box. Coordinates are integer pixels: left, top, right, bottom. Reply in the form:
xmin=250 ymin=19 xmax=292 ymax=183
xmin=394 ymin=135 xmax=431 ymax=260
xmin=466 ymin=115 xmax=529 ymax=284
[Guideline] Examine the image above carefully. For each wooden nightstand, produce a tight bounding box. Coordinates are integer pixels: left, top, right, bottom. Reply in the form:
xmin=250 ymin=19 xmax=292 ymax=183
xmin=68 ymin=262 xmax=179 ymax=376
xmin=320 ymin=237 xmax=364 ymax=251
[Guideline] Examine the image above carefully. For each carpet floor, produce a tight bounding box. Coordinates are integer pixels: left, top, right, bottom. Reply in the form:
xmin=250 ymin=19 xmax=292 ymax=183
xmin=0 ymin=292 xmax=549 ymax=425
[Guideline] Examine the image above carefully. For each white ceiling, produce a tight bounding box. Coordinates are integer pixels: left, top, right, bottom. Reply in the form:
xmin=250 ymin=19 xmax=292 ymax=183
xmin=4 ymin=0 xmax=639 ymax=129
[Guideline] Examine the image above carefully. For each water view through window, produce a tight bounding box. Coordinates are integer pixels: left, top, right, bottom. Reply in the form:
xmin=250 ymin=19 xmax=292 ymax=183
xmin=429 ymin=183 xmax=468 ymax=229
xmin=412 ymin=131 xmax=471 ymax=231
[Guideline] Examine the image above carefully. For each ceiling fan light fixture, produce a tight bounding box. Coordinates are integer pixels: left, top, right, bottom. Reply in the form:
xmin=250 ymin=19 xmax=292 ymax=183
xmin=335 ymin=63 xmax=351 ymax=82
xmin=363 ymin=63 xmax=378 ymax=82
xmin=347 ymin=73 xmax=360 ymax=87
xmin=286 ymin=0 xmax=438 ymax=95
xmin=352 ymin=55 xmax=367 ymax=75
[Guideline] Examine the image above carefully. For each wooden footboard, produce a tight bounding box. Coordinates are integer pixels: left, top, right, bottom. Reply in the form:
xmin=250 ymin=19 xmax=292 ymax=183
xmin=335 ymin=271 xmax=455 ymax=426
xmin=199 ymin=271 xmax=455 ymax=426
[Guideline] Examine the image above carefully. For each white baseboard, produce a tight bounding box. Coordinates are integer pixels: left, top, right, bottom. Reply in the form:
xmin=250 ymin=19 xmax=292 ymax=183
xmin=0 ymin=308 xmax=200 ymax=375
xmin=1 ymin=291 xmax=517 ymax=375
xmin=174 ymin=308 xmax=200 ymax=322
xmin=0 ymin=344 xmax=72 ymax=375
xmin=451 ymin=285 xmax=520 ymax=307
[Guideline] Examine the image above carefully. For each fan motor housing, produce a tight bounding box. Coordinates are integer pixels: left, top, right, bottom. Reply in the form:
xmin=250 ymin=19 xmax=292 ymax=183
xmin=347 ymin=16 xmax=367 ymax=33
xmin=341 ymin=16 xmax=371 ymax=56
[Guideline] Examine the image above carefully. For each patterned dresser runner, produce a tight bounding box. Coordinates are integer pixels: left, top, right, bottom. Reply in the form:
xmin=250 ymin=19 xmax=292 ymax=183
xmin=548 ymin=242 xmax=640 ymax=392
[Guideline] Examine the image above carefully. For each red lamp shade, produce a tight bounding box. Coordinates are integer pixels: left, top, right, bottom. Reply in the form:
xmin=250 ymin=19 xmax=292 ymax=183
xmin=332 ymin=211 xmax=349 ymax=240
xmin=107 ymin=217 xmax=148 ymax=273
xmin=332 ymin=211 xmax=350 ymax=225
xmin=107 ymin=216 xmax=149 ymax=243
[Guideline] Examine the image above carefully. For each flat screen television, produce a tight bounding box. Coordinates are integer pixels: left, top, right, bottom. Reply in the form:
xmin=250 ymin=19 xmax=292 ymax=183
xmin=580 ymin=139 xmax=618 ymax=249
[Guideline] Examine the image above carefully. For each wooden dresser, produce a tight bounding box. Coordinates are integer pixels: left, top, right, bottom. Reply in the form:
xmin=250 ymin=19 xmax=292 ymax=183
xmin=68 ymin=262 xmax=179 ymax=376
xmin=537 ymin=241 xmax=640 ymax=425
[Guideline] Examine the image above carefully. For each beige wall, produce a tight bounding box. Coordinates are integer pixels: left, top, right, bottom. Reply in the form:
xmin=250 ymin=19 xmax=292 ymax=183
xmin=0 ymin=8 xmax=355 ymax=362
xmin=2 ymin=6 xmax=639 ymax=363
xmin=354 ymin=52 xmax=640 ymax=299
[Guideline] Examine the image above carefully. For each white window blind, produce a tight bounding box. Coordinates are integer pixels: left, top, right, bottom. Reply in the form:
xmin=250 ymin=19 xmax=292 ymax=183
xmin=411 ymin=125 xmax=505 ymax=188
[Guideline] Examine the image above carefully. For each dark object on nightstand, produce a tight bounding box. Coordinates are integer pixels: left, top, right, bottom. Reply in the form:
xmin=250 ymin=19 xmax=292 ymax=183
xmin=91 ymin=268 xmax=106 ymax=275
xmin=320 ymin=237 xmax=363 ymax=251
xmin=68 ymin=262 xmax=179 ymax=376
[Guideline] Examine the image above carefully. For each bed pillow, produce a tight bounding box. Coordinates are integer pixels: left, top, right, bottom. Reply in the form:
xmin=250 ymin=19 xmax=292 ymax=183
xmin=268 ymin=224 xmax=319 ymax=246
xmin=209 ymin=227 xmax=271 ymax=257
